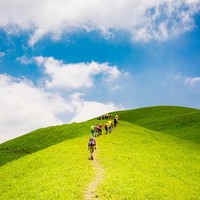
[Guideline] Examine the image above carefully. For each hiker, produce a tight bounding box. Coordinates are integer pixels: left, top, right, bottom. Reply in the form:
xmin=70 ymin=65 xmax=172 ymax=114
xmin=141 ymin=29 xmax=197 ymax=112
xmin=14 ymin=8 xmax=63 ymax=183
xmin=104 ymin=123 xmax=108 ymax=134
xmin=97 ymin=116 xmax=101 ymax=120
xmin=108 ymin=120 xmax=113 ymax=133
xmin=114 ymin=114 xmax=119 ymax=127
xmin=88 ymin=136 xmax=96 ymax=160
xmin=90 ymin=125 xmax=95 ymax=137
xmin=115 ymin=114 xmax=119 ymax=120
xmin=95 ymin=124 xmax=102 ymax=137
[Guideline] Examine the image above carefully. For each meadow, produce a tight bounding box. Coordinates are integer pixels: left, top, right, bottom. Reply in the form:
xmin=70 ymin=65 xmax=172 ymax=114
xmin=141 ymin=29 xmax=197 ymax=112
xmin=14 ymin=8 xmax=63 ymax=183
xmin=0 ymin=106 xmax=200 ymax=199
xmin=97 ymin=122 xmax=200 ymax=199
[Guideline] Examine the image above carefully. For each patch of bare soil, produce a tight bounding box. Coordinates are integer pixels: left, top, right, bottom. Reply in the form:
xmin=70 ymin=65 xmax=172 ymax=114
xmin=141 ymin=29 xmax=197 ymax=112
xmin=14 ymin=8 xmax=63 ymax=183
xmin=84 ymin=151 xmax=105 ymax=200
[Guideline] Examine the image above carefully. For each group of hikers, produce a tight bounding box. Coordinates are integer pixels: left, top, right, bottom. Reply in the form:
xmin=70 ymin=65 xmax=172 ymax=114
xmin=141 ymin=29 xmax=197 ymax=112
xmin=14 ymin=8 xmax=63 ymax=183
xmin=88 ymin=114 xmax=119 ymax=160
xmin=97 ymin=113 xmax=112 ymax=120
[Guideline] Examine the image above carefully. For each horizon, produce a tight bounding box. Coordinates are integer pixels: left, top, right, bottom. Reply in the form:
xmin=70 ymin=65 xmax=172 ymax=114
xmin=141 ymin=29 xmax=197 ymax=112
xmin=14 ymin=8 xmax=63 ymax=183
xmin=0 ymin=0 xmax=200 ymax=143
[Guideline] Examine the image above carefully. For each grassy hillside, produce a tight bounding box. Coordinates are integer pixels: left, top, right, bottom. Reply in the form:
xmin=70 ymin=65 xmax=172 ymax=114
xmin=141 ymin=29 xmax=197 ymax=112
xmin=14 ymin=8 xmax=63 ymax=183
xmin=0 ymin=122 xmax=91 ymax=166
xmin=97 ymin=121 xmax=200 ymax=199
xmin=113 ymin=106 xmax=200 ymax=143
xmin=0 ymin=106 xmax=200 ymax=199
xmin=0 ymin=135 xmax=94 ymax=199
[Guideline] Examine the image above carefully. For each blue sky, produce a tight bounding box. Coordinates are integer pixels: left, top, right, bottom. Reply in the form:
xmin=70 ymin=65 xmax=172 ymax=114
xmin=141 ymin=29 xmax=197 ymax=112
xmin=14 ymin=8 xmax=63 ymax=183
xmin=0 ymin=0 xmax=200 ymax=142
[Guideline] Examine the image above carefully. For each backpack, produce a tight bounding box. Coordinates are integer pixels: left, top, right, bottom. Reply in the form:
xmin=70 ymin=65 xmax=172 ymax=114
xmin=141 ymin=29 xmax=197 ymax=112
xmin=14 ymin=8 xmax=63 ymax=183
xmin=90 ymin=125 xmax=95 ymax=131
xmin=89 ymin=138 xmax=95 ymax=146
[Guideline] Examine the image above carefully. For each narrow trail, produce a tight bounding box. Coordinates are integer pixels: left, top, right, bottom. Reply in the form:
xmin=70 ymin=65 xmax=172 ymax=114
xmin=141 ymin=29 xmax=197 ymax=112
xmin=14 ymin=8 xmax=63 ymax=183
xmin=84 ymin=150 xmax=105 ymax=200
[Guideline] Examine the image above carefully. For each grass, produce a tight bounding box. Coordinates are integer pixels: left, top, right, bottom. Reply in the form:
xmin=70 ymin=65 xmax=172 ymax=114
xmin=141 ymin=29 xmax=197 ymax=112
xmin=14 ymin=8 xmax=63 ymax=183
xmin=0 ymin=106 xmax=200 ymax=199
xmin=0 ymin=135 xmax=94 ymax=199
xmin=113 ymin=106 xmax=200 ymax=142
xmin=97 ymin=121 xmax=200 ymax=199
xmin=0 ymin=122 xmax=90 ymax=166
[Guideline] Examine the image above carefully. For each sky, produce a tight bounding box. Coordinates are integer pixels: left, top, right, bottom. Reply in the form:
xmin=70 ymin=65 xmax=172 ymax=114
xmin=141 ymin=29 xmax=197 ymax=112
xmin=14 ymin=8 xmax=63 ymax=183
xmin=0 ymin=0 xmax=200 ymax=143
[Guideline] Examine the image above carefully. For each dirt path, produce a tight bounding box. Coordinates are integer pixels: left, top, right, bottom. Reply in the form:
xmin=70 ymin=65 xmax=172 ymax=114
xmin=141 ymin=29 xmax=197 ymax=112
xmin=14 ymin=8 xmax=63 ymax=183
xmin=84 ymin=151 xmax=105 ymax=200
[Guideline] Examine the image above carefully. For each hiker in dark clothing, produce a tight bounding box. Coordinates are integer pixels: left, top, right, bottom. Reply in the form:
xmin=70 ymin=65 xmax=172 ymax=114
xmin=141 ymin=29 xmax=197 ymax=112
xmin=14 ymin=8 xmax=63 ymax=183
xmin=114 ymin=114 xmax=119 ymax=127
xmin=104 ymin=123 xmax=108 ymax=134
xmin=114 ymin=116 xmax=118 ymax=127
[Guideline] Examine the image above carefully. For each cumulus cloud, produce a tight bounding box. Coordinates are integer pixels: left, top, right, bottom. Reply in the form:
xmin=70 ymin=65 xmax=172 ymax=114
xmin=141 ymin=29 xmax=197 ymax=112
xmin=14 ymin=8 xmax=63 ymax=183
xmin=0 ymin=0 xmax=199 ymax=45
xmin=34 ymin=56 xmax=122 ymax=89
xmin=0 ymin=74 xmax=73 ymax=142
xmin=0 ymin=74 xmax=122 ymax=143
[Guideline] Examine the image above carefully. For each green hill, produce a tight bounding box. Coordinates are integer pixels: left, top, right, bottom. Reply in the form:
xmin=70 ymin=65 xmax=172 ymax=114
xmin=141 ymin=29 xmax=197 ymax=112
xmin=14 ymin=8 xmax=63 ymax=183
xmin=0 ymin=122 xmax=90 ymax=166
xmin=0 ymin=106 xmax=200 ymax=199
xmin=113 ymin=106 xmax=200 ymax=142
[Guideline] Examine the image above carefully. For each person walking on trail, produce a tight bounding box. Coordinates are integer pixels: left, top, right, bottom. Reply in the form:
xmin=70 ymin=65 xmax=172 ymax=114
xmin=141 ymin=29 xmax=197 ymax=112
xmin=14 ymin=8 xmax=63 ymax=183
xmin=104 ymin=123 xmax=108 ymax=134
xmin=114 ymin=114 xmax=119 ymax=127
xmin=90 ymin=125 xmax=95 ymax=137
xmin=95 ymin=124 xmax=102 ymax=137
xmin=108 ymin=120 xmax=113 ymax=133
xmin=88 ymin=136 xmax=96 ymax=160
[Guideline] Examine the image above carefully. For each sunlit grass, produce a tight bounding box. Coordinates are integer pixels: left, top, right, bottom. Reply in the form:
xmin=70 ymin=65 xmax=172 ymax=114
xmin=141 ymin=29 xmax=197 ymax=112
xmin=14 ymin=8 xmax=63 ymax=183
xmin=0 ymin=106 xmax=200 ymax=199
xmin=113 ymin=106 xmax=200 ymax=143
xmin=0 ymin=135 xmax=94 ymax=199
xmin=0 ymin=122 xmax=92 ymax=166
xmin=97 ymin=121 xmax=200 ymax=199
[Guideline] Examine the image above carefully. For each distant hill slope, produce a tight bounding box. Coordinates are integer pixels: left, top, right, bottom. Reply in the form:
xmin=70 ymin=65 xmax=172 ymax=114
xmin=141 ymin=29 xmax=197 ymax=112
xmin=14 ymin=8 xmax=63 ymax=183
xmin=114 ymin=106 xmax=200 ymax=143
xmin=1 ymin=105 xmax=200 ymax=167
xmin=0 ymin=121 xmax=92 ymax=166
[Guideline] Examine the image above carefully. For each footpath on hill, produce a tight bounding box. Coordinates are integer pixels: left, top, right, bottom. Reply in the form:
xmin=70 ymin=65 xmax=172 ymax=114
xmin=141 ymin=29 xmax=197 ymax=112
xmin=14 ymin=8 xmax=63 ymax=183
xmin=84 ymin=150 xmax=105 ymax=200
xmin=84 ymin=115 xmax=118 ymax=199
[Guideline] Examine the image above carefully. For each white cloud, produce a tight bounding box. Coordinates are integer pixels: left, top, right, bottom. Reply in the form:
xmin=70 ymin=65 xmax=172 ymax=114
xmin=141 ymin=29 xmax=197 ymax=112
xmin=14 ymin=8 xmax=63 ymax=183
xmin=0 ymin=0 xmax=199 ymax=44
xmin=174 ymin=73 xmax=200 ymax=87
xmin=69 ymin=92 xmax=123 ymax=122
xmin=16 ymin=55 xmax=33 ymax=64
xmin=0 ymin=74 xmax=72 ymax=143
xmin=0 ymin=74 xmax=122 ymax=143
xmin=34 ymin=56 xmax=122 ymax=89
xmin=132 ymin=0 xmax=200 ymax=41
xmin=184 ymin=76 xmax=200 ymax=86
